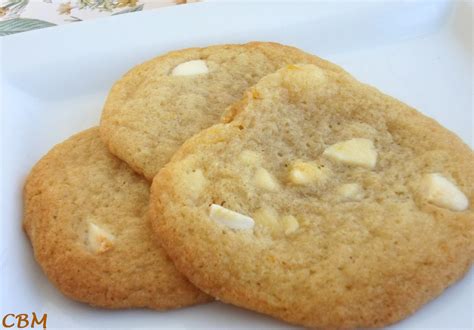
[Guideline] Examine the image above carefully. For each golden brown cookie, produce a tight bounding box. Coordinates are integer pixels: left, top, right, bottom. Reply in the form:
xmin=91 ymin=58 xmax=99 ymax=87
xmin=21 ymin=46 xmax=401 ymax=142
xmin=23 ymin=128 xmax=210 ymax=309
xmin=150 ymin=64 xmax=474 ymax=328
xmin=100 ymin=42 xmax=346 ymax=180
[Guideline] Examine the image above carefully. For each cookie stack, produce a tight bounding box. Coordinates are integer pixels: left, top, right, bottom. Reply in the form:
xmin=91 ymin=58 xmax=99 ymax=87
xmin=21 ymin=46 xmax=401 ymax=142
xmin=23 ymin=42 xmax=473 ymax=328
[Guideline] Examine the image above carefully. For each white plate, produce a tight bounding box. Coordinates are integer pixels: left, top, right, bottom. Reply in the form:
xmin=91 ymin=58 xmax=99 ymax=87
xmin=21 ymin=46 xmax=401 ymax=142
xmin=1 ymin=1 xmax=472 ymax=328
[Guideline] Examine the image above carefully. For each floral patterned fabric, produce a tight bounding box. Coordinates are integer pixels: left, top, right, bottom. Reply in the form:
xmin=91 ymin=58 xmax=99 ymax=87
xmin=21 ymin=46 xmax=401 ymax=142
xmin=0 ymin=0 xmax=197 ymax=36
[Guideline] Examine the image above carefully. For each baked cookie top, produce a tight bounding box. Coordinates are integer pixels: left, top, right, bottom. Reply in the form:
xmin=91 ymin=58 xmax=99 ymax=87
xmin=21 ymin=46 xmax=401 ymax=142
xmin=100 ymin=42 xmax=345 ymax=180
xmin=23 ymin=128 xmax=210 ymax=309
xmin=150 ymin=65 xmax=473 ymax=328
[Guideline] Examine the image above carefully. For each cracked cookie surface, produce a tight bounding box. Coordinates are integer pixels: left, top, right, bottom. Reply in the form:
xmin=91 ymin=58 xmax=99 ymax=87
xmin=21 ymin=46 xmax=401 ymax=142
xmin=150 ymin=65 xmax=473 ymax=328
xmin=100 ymin=42 xmax=345 ymax=180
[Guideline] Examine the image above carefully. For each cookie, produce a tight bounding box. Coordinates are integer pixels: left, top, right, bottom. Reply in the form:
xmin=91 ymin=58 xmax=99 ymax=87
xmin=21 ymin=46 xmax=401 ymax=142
xmin=23 ymin=128 xmax=210 ymax=309
xmin=100 ymin=42 xmax=346 ymax=180
xmin=150 ymin=64 xmax=474 ymax=328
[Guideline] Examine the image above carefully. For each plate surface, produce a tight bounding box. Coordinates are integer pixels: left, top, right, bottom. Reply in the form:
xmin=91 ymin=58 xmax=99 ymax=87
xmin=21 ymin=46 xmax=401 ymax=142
xmin=1 ymin=1 xmax=472 ymax=328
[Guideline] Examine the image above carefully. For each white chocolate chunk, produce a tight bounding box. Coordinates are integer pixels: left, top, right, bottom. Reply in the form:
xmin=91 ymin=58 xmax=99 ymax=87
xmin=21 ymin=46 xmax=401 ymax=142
xmin=337 ymin=183 xmax=364 ymax=202
xmin=172 ymin=60 xmax=208 ymax=76
xmin=209 ymin=204 xmax=254 ymax=230
xmin=281 ymin=215 xmax=299 ymax=235
xmin=289 ymin=161 xmax=327 ymax=185
xmin=253 ymin=207 xmax=279 ymax=231
xmin=254 ymin=208 xmax=300 ymax=236
xmin=184 ymin=169 xmax=207 ymax=200
xmin=420 ymin=173 xmax=468 ymax=211
xmin=323 ymin=138 xmax=377 ymax=169
xmin=88 ymin=223 xmax=115 ymax=253
xmin=254 ymin=168 xmax=279 ymax=191
xmin=239 ymin=150 xmax=261 ymax=165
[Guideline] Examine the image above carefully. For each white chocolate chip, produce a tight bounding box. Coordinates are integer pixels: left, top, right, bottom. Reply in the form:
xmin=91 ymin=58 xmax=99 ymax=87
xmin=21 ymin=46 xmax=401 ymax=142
xmin=172 ymin=60 xmax=208 ymax=76
xmin=253 ymin=207 xmax=279 ymax=231
xmin=420 ymin=173 xmax=468 ymax=211
xmin=184 ymin=169 xmax=207 ymax=200
xmin=254 ymin=208 xmax=300 ymax=236
xmin=254 ymin=168 xmax=279 ymax=191
xmin=239 ymin=150 xmax=261 ymax=165
xmin=288 ymin=161 xmax=327 ymax=185
xmin=209 ymin=204 xmax=254 ymax=230
xmin=323 ymin=138 xmax=377 ymax=169
xmin=281 ymin=215 xmax=299 ymax=235
xmin=337 ymin=183 xmax=364 ymax=202
xmin=88 ymin=222 xmax=115 ymax=253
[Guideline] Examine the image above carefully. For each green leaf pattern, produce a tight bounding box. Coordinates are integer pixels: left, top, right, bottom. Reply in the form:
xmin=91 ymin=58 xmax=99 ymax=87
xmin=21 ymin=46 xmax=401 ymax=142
xmin=0 ymin=17 xmax=55 ymax=36
xmin=0 ymin=0 xmax=171 ymax=36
